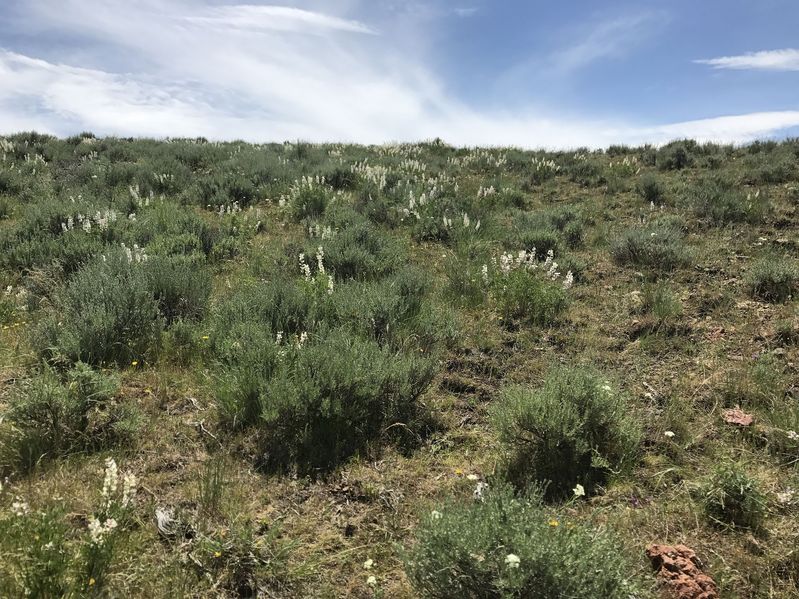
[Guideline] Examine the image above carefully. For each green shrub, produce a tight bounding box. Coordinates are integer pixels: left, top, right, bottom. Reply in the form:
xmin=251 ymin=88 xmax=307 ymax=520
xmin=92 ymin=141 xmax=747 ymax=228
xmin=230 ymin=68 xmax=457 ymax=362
xmin=491 ymin=368 xmax=641 ymax=499
xmin=144 ymin=254 xmax=211 ymax=324
xmin=0 ymin=505 xmax=72 ymax=597
xmin=289 ymin=183 xmax=330 ymax=221
xmin=216 ymin=329 xmax=435 ymax=472
xmin=405 ymin=483 xmax=644 ymax=599
xmin=0 ymin=364 xmax=138 ymax=474
xmin=636 ymin=173 xmax=665 ymax=205
xmin=316 ymin=222 xmax=402 ymax=280
xmin=703 ymin=464 xmax=766 ymax=529
xmin=35 ymin=252 xmax=163 ymax=366
xmin=611 ymin=222 xmax=690 ymax=271
xmin=657 ymin=141 xmax=694 ymax=170
xmin=0 ymin=195 xmax=11 ymax=219
xmin=567 ymin=159 xmax=604 ymax=187
xmin=492 ymin=268 xmax=568 ymax=326
xmin=689 ymin=178 xmax=769 ymax=224
xmin=747 ymin=255 xmax=798 ymax=303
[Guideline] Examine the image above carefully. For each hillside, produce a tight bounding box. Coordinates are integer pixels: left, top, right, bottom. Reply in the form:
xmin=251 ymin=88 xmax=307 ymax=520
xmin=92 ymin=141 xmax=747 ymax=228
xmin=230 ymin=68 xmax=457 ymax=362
xmin=0 ymin=133 xmax=797 ymax=598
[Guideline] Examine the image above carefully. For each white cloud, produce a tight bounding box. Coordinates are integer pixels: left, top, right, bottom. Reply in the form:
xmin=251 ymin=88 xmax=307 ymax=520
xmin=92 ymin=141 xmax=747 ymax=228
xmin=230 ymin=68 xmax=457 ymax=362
xmin=550 ymin=12 xmax=665 ymax=73
xmin=696 ymin=48 xmax=799 ymax=71
xmin=185 ymin=5 xmax=377 ymax=35
xmin=0 ymin=1 xmax=797 ymax=148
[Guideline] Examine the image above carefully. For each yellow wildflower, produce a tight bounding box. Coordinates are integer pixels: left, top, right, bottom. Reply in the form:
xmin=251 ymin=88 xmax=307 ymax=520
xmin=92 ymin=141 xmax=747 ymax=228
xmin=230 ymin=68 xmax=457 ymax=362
xmin=548 ymin=519 xmax=559 ymax=527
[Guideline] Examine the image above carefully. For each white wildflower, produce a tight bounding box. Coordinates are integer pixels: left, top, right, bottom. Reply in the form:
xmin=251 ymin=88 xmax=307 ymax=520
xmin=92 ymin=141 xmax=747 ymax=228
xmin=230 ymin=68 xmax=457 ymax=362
xmin=366 ymin=575 xmax=377 ymax=587
xmin=504 ymin=553 xmax=520 ymax=569
xmin=102 ymin=458 xmax=118 ymax=508
xmin=481 ymin=264 xmax=489 ymax=284
xmin=299 ymin=253 xmax=311 ymax=281
xmin=562 ymin=271 xmax=574 ymax=290
xmin=663 ymin=430 xmax=676 ymax=439
xmin=316 ymin=246 xmax=325 ymax=274
xmin=363 ymin=558 xmax=374 ymax=570
xmin=122 ymin=472 xmax=137 ymax=508
xmin=787 ymin=430 xmax=799 ymax=441
xmin=430 ymin=510 xmax=443 ymax=520
xmin=11 ymin=499 xmax=29 ymax=517
xmin=573 ymin=484 xmax=585 ymax=497
xmin=473 ymin=481 xmax=489 ymax=502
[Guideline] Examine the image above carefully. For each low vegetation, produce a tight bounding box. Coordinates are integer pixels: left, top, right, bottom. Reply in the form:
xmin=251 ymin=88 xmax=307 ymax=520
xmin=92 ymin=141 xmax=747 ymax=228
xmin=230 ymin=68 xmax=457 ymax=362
xmin=0 ymin=133 xmax=797 ymax=597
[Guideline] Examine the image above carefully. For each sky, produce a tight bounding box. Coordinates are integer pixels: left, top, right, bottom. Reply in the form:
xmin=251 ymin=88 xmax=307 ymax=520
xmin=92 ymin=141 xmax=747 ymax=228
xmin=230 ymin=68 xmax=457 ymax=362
xmin=0 ymin=0 xmax=798 ymax=148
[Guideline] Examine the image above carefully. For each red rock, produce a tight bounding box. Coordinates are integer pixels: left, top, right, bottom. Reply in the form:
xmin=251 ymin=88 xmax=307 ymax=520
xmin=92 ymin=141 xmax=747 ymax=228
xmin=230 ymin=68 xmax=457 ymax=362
xmin=723 ymin=407 xmax=754 ymax=427
xmin=646 ymin=544 xmax=719 ymax=599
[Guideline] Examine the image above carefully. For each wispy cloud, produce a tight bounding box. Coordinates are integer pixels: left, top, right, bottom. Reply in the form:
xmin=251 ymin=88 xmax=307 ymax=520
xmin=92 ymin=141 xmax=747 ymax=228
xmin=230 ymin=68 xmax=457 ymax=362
xmin=453 ymin=7 xmax=478 ymax=17
xmin=550 ymin=11 xmax=665 ymax=72
xmin=695 ymin=48 xmax=799 ymax=71
xmin=185 ymin=5 xmax=377 ymax=35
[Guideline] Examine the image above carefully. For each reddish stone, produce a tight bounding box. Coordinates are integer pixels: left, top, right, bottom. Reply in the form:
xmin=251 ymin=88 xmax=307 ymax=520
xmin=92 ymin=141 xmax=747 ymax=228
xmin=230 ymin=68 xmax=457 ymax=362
xmin=723 ymin=407 xmax=754 ymax=427
xmin=646 ymin=544 xmax=719 ymax=599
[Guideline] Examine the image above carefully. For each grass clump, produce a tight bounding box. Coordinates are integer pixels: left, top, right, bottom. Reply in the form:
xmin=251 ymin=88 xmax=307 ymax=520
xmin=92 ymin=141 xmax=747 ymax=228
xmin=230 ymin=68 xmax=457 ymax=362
xmin=0 ymin=458 xmax=138 ymax=596
xmin=611 ymin=221 xmax=690 ymax=272
xmin=0 ymin=363 xmax=138 ymax=474
xmin=689 ymin=178 xmax=770 ymax=224
xmin=719 ymin=354 xmax=787 ymax=410
xmin=491 ymin=367 xmax=641 ymax=499
xmin=747 ymin=255 xmax=798 ymax=303
xmin=703 ymin=463 xmax=767 ymax=529
xmin=405 ymin=483 xmax=644 ymax=599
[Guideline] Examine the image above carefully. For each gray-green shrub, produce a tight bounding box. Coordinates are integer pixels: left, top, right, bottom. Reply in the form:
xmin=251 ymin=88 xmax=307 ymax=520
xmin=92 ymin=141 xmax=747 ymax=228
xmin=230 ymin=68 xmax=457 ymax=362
xmin=747 ymin=255 xmax=798 ymax=303
xmin=35 ymin=252 xmax=163 ymax=366
xmin=611 ymin=221 xmax=690 ymax=271
xmin=0 ymin=364 xmax=137 ymax=474
xmin=688 ymin=178 xmax=769 ymax=224
xmin=405 ymin=483 xmax=644 ymax=599
xmin=491 ymin=367 xmax=641 ymax=499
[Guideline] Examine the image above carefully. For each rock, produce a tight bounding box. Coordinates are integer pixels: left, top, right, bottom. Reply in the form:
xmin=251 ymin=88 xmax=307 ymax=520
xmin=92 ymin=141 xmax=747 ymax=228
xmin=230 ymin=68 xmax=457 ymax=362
xmin=723 ymin=407 xmax=754 ymax=427
xmin=646 ymin=544 xmax=719 ymax=599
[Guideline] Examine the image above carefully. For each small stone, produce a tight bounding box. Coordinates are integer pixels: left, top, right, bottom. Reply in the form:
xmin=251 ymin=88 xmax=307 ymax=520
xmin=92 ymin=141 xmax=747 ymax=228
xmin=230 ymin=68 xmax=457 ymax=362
xmin=723 ymin=407 xmax=754 ymax=427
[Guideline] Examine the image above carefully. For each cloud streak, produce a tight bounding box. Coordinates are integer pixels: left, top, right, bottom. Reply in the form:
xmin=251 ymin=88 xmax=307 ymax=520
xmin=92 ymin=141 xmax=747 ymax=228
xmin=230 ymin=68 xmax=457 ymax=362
xmin=695 ymin=48 xmax=799 ymax=71
xmin=185 ymin=5 xmax=378 ymax=35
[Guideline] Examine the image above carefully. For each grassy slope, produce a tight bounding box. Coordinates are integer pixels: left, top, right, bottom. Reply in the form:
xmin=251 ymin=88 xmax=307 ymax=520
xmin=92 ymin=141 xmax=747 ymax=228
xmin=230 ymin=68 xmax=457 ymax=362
xmin=0 ymin=135 xmax=797 ymax=597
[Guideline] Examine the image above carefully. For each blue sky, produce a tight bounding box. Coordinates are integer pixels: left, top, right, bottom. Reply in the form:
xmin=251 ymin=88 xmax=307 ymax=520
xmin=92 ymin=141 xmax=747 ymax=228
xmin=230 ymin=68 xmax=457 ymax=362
xmin=0 ymin=0 xmax=798 ymax=147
